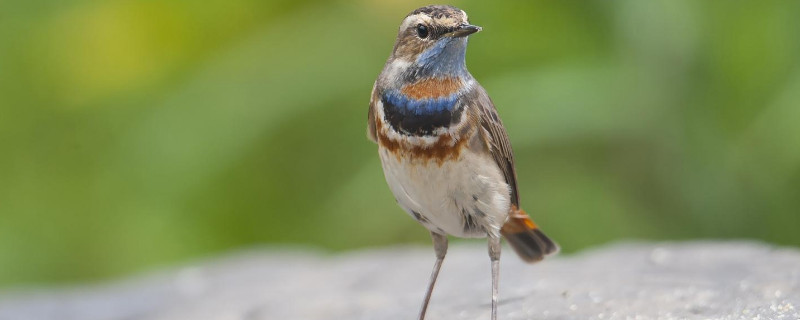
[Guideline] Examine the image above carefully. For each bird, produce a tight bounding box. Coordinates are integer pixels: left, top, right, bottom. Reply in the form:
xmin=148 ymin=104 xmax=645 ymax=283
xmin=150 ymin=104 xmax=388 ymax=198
xmin=366 ymin=5 xmax=558 ymax=320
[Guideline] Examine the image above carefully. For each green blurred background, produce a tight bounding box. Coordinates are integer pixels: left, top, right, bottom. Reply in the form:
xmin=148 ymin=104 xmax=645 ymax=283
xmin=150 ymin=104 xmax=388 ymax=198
xmin=1 ymin=0 xmax=799 ymax=288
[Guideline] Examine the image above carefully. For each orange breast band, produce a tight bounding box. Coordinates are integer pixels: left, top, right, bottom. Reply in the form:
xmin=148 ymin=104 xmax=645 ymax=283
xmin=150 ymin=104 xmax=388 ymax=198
xmin=400 ymin=77 xmax=462 ymax=100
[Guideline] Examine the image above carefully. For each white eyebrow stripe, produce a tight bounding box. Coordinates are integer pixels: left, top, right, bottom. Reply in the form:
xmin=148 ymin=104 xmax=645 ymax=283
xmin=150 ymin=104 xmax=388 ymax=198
xmin=399 ymin=14 xmax=431 ymax=32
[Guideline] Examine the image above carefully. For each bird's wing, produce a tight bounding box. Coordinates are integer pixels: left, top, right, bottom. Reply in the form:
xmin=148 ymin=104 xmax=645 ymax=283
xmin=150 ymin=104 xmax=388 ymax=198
xmin=471 ymin=86 xmax=520 ymax=207
xmin=367 ymin=83 xmax=378 ymax=143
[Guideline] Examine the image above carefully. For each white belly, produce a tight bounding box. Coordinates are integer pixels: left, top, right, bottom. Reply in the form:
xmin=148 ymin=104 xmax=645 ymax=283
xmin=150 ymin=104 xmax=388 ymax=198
xmin=378 ymin=147 xmax=511 ymax=238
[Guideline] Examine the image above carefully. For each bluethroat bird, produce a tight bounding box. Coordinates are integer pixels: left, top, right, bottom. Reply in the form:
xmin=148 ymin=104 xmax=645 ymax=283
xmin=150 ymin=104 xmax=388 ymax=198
xmin=367 ymin=5 xmax=559 ymax=320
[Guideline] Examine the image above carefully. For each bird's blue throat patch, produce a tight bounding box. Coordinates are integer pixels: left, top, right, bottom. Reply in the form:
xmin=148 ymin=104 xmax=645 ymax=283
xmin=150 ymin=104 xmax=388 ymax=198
xmin=381 ymin=90 xmax=463 ymax=136
xmin=415 ymin=37 xmax=469 ymax=77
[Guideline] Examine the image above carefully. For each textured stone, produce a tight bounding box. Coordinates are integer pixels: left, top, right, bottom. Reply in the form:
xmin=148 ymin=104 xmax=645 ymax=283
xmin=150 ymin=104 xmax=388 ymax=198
xmin=1 ymin=241 xmax=799 ymax=320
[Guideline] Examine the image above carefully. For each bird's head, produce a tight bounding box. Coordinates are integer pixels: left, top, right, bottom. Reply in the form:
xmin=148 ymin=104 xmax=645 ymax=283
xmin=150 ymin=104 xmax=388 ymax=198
xmin=384 ymin=5 xmax=481 ymax=82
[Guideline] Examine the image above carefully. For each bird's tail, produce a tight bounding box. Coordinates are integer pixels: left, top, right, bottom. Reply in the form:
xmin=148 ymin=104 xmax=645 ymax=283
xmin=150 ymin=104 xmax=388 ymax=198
xmin=501 ymin=205 xmax=559 ymax=263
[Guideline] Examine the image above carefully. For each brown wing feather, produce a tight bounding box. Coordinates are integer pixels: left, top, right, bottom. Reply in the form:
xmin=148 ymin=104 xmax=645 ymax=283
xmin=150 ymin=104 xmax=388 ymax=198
xmin=470 ymin=86 xmax=559 ymax=261
xmin=367 ymin=83 xmax=379 ymax=143
xmin=472 ymin=86 xmax=520 ymax=207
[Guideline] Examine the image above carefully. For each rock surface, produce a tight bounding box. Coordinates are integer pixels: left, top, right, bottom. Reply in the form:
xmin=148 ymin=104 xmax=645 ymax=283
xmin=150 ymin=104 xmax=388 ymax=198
xmin=1 ymin=241 xmax=799 ymax=320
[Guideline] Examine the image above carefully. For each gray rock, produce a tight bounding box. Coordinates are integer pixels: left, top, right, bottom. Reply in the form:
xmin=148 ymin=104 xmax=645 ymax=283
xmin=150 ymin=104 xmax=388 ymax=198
xmin=1 ymin=241 xmax=798 ymax=320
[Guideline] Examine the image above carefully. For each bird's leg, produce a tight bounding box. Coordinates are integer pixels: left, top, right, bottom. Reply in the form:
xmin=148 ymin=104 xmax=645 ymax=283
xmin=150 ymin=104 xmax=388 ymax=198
xmin=418 ymin=232 xmax=448 ymax=320
xmin=489 ymin=235 xmax=501 ymax=320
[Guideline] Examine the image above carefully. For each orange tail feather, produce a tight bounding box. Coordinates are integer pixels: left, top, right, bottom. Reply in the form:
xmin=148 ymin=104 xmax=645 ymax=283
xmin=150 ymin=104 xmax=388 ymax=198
xmin=501 ymin=206 xmax=559 ymax=263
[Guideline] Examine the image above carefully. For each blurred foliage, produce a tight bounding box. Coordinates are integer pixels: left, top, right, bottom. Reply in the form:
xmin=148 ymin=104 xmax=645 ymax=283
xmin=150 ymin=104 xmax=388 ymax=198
xmin=1 ymin=0 xmax=799 ymax=287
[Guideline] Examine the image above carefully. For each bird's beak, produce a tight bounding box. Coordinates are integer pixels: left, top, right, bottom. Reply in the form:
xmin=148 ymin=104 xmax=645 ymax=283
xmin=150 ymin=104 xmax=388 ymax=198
xmin=448 ymin=24 xmax=482 ymax=38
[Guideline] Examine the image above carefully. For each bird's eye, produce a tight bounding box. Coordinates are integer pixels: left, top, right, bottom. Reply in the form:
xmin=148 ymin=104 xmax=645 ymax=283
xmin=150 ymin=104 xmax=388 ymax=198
xmin=416 ymin=24 xmax=429 ymax=39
